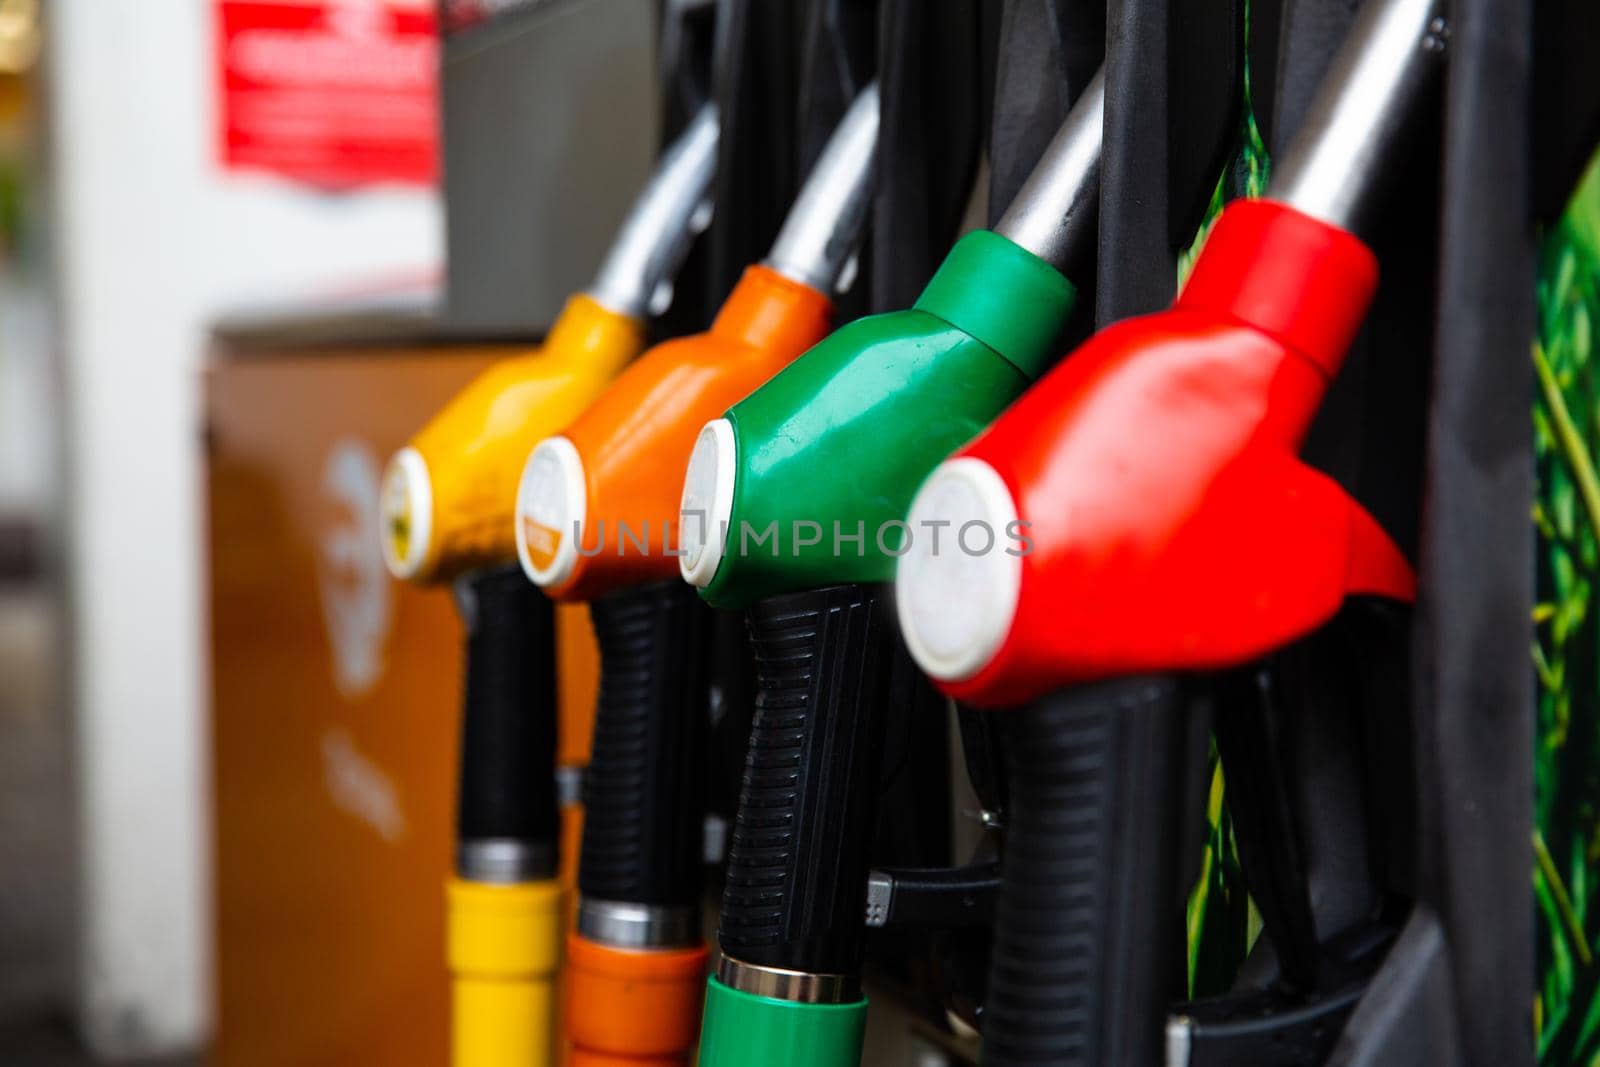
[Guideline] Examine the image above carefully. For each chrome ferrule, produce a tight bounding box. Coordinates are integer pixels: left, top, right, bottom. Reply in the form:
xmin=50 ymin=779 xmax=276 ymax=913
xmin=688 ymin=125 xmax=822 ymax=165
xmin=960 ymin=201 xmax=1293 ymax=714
xmin=716 ymin=954 xmax=860 ymax=1005
xmin=578 ymin=898 xmax=700 ymax=949
xmin=456 ymin=838 xmax=554 ymax=884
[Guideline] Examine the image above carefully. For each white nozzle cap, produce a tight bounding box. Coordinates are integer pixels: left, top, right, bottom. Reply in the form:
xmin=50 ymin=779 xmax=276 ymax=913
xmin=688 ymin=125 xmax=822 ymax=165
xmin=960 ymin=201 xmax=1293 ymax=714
xmin=381 ymin=447 xmax=433 ymax=581
xmin=678 ymin=419 xmax=736 ymax=588
xmin=896 ymin=458 xmax=1024 ymax=683
xmin=515 ymin=436 xmax=587 ymax=588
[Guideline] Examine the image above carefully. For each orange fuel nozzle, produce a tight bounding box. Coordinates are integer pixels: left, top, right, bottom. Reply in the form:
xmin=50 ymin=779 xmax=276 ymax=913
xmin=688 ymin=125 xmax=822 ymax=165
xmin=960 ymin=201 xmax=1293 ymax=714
xmin=514 ymin=82 xmax=881 ymax=1067
xmin=516 ymin=84 xmax=881 ymax=602
xmin=516 ymin=265 xmax=833 ymax=600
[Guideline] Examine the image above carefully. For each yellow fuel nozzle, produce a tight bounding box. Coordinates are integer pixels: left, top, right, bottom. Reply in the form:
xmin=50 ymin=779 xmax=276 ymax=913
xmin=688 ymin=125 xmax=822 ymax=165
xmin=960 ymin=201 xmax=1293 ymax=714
xmin=377 ymin=100 xmax=720 ymax=1067
xmin=382 ymin=103 xmax=720 ymax=585
xmin=381 ymin=296 xmax=648 ymax=583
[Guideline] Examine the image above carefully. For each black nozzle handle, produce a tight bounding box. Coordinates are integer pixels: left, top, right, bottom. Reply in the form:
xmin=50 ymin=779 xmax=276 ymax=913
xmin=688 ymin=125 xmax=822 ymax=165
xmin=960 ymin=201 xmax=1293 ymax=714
xmin=454 ymin=564 xmax=559 ymax=883
xmin=983 ymin=676 xmax=1193 ymax=1067
xmin=578 ymin=580 xmax=711 ymax=921
xmin=717 ymin=583 xmax=893 ymax=983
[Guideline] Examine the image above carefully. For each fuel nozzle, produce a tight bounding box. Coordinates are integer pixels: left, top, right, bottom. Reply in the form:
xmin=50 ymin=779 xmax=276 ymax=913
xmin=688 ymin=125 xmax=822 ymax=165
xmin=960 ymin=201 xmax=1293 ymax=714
xmin=381 ymin=104 xmax=720 ymax=1067
xmin=678 ymin=71 xmax=1101 ymax=604
xmin=894 ymin=4 xmax=1442 ymax=1063
xmin=897 ymin=0 xmax=1442 ymax=701
xmin=380 ymin=103 xmax=719 ymax=585
xmin=686 ymin=72 xmax=1105 ymax=1067
xmin=510 ymin=84 xmax=881 ymax=1067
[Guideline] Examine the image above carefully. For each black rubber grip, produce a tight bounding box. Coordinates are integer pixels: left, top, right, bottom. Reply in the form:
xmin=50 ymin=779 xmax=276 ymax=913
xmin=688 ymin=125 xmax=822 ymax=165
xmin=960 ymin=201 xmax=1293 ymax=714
xmin=455 ymin=564 xmax=559 ymax=859
xmin=579 ymin=580 xmax=712 ymax=909
xmin=984 ymin=676 xmax=1192 ymax=1067
xmin=718 ymin=583 xmax=893 ymax=976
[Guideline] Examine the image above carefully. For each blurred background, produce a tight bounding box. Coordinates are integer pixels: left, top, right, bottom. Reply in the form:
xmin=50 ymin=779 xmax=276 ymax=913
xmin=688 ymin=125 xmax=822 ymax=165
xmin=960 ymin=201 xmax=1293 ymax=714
xmin=0 ymin=0 xmax=700 ymax=1058
xmin=0 ymin=0 xmax=448 ymax=1062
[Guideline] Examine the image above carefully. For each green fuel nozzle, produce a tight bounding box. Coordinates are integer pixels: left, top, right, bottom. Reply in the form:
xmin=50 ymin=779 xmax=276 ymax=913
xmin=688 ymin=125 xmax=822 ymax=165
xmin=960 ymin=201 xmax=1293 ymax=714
xmin=689 ymin=70 xmax=1106 ymax=1067
xmin=678 ymin=70 xmax=1103 ymax=607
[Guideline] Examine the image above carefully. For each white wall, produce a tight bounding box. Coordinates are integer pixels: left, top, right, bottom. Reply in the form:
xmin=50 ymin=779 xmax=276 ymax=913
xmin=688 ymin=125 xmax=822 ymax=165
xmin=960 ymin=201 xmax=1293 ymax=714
xmin=0 ymin=276 xmax=53 ymax=514
xmin=47 ymin=1 xmax=441 ymax=1056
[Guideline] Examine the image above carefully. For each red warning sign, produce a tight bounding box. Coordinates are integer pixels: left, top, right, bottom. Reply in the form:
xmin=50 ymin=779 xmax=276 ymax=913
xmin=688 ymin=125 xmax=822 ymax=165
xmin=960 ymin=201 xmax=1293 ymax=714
xmin=216 ymin=1 xmax=439 ymax=187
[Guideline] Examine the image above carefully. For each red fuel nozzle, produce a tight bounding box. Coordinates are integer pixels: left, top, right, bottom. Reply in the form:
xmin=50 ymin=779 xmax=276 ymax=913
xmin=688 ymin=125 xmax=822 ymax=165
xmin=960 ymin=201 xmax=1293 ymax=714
xmin=898 ymin=198 xmax=1415 ymax=709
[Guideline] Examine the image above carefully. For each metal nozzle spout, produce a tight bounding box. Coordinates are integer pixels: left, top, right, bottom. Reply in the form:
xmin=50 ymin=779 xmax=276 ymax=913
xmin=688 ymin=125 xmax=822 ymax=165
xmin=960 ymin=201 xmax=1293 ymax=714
xmin=587 ymin=102 xmax=721 ymax=319
xmin=993 ymin=68 xmax=1105 ymax=276
xmin=764 ymin=82 xmax=882 ymax=295
xmin=1267 ymin=0 xmax=1449 ymax=235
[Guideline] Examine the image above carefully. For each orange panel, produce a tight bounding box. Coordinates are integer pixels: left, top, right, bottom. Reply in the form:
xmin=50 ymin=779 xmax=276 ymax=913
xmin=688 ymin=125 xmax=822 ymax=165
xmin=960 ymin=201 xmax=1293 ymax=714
xmin=555 ymin=602 xmax=599 ymax=778
xmin=207 ymin=342 xmax=596 ymax=1067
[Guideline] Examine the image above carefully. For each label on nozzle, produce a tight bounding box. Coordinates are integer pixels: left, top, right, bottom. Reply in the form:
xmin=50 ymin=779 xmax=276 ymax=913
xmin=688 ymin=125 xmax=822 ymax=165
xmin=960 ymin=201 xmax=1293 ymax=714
xmin=521 ymin=517 xmax=561 ymax=572
xmin=381 ymin=466 xmax=414 ymax=566
xmin=678 ymin=420 xmax=736 ymax=589
xmin=380 ymin=447 xmax=433 ymax=581
xmin=515 ymin=437 xmax=585 ymax=587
